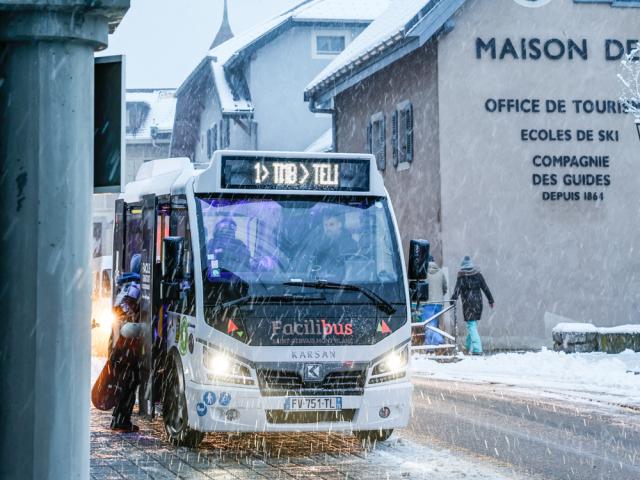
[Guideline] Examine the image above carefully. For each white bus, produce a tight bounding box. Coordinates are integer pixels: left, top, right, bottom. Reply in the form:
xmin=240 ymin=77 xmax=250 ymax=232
xmin=113 ymin=151 xmax=413 ymax=447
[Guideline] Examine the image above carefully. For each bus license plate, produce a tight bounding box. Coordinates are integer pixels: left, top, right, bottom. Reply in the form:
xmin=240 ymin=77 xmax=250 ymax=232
xmin=284 ymin=397 xmax=342 ymax=411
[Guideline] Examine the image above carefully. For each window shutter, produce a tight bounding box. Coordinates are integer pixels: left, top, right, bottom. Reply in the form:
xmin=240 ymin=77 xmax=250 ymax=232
xmin=206 ymin=128 xmax=212 ymax=159
xmin=406 ymin=103 xmax=414 ymax=162
xmin=366 ymin=121 xmax=372 ymax=154
xmin=212 ymin=124 xmax=218 ymax=152
xmin=224 ymin=118 xmax=231 ymax=148
xmin=380 ymin=116 xmax=386 ymax=171
xmin=392 ymin=110 xmax=398 ymax=167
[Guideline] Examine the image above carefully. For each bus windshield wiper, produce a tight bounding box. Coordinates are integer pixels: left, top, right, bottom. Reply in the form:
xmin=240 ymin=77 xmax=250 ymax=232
xmin=217 ymin=293 xmax=326 ymax=310
xmin=283 ymin=280 xmax=396 ymax=315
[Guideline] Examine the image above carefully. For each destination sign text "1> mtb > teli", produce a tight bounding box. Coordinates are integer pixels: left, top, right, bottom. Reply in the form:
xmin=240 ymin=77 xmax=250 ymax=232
xmin=220 ymin=156 xmax=371 ymax=191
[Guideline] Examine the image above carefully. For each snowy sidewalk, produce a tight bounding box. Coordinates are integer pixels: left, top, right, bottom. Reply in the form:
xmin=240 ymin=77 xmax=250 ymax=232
xmin=412 ymin=349 xmax=640 ymax=411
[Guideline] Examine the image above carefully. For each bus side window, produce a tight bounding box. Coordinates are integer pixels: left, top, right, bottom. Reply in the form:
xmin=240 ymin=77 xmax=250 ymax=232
xmin=101 ymin=270 xmax=112 ymax=298
xmin=169 ymin=205 xmax=195 ymax=314
xmin=124 ymin=205 xmax=143 ymax=273
xmin=156 ymin=207 xmax=170 ymax=265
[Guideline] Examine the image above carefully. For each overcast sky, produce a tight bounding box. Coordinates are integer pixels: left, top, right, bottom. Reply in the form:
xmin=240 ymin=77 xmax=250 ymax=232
xmin=102 ymin=0 xmax=302 ymax=89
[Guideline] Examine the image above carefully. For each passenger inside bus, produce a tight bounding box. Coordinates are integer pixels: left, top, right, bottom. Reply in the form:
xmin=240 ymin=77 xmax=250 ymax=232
xmin=206 ymin=217 xmax=251 ymax=273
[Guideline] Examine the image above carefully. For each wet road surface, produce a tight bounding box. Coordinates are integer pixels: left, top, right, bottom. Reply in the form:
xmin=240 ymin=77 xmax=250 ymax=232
xmin=409 ymin=377 xmax=640 ymax=480
xmin=90 ymin=377 xmax=640 ymax=479
xmin=90 ymin=405 xmax=525 ymax=480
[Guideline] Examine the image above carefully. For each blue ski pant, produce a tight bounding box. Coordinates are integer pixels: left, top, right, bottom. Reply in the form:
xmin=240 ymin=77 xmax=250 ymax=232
xmin=465 ymin=320 xmax=483 ymax=354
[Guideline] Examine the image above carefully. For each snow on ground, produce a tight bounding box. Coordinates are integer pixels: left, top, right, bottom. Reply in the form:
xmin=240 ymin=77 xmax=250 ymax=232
xmin=412 ymin=349 xmax=640 ymax=409
xmin=90 ymin=355 xmax=526 ymax=479
xmin=370 ymin=434 xmax=530 ymax=480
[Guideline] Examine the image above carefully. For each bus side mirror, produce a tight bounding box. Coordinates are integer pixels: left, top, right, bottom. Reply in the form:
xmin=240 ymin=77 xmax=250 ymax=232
xmin=408 ymin=239 xmax=430 ymax=302
xmin=162 ymin=236 xmax=184 ymax=301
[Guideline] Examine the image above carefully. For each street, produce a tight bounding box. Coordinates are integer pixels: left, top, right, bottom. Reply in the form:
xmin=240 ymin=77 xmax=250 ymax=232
xmin=89 ymin=397 xmax=527 ymax=480
xmin=409 ymin=378 xmax=640 ymax=480
xmin=91 ymin=375 xmax=640 ymax=479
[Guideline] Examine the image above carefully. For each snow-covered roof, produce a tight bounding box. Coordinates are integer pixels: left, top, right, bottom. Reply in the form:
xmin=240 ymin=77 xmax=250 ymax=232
xmin=293 ymin=0 xmax=390 ymax=22
xmin=210 ymin=60 xmax=252 ymax=114
xmin=305 ymin=128 xmax=333 ymax=152
xmin=209 ymin=0 xmax=389 ymax=63
xmin=306 ymin=0 xmax=433 ymax=97
xmin=126 ymin=89 xmax=177 ymax=141
xmin=123 ymin=157 xmax=196 ymax=203
xmin=196 ymin=0 xmax=390 ymax=114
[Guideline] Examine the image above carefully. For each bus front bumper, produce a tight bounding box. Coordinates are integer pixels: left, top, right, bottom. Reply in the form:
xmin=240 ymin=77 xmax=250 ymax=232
xmin=185 ymin=380 xmax=413 ymax=433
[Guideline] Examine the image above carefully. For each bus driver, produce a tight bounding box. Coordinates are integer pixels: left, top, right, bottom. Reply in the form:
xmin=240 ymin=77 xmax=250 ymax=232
xmin=310 ymin=210 xmax=357 ymax=279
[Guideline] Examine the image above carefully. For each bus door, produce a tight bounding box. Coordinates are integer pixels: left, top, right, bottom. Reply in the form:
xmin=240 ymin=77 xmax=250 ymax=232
xmin=138 ymin=194 xmax=156 ymax=418
xmin=163 ymin=196 xmax=195 ymax=355
xmin=153 ymin=196 xmax=171 ymax=402
xmin=112 ymin=199 xmax=125 ymax=305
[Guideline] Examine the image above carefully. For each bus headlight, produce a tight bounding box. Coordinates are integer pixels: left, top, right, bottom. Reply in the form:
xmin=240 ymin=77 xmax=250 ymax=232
xmin=202 ymin=347 xmax=254 ymax=385
xmin=369 ymin=347 xmax=408 ymax=384
xmin=204 ymin=352 xmax=231 ymax=376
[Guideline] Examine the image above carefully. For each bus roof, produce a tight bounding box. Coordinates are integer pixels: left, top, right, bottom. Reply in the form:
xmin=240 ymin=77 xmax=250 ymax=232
xmin=121 ymin=157 xmax=197 ymax=203
xmin=122 ymin=151 xmax=387 ymax=203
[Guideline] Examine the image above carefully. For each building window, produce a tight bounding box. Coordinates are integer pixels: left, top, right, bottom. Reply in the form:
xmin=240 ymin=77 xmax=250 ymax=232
xmin=220 ymin=118 xmax=230 ymax=149
xmin=317 ymin=35 xmax=345 ymax=54
xmin=312 ymin=30 xmax=349 ymax=58
xmin=393 ymin=101 xmax=414 ymax=167
xmin=367 ymin=112 xmax=386 ymax=171
xmin=125 ymin=102 xmax=149 ymax=135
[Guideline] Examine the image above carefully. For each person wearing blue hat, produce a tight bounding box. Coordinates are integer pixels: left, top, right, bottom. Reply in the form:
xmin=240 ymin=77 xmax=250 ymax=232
xmin=110 ymin=253 xmax=143 ymax=432
xmin=451 ymin=255 xmax=494 ymax=355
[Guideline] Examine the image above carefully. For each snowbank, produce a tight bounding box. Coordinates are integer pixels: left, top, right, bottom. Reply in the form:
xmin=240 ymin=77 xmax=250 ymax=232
xmin=552 ymin=322 xmax=640 ymax=353
xmin=552 ymin=322 xmax=598 ymax=333
xmin=553 ymin=322 xmax=640 ymax=334
xmin=412 ymin=349 xmax=640 ymax=409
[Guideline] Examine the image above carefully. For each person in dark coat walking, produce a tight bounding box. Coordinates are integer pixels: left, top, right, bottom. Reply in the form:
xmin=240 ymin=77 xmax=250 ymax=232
xmin=451 ymin=256 xmax=494 ymax=354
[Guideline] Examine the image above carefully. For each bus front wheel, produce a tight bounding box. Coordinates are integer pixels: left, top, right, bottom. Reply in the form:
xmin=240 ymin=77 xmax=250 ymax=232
xmin=162 ymin=359 xmax=205 ymax=448
xmin=354 ymin=429 xmax=393 ymax=444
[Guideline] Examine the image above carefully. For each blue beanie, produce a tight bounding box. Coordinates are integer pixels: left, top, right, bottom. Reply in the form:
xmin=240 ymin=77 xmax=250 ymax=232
xmin=460 ymin=255 xmax=474 ymax=270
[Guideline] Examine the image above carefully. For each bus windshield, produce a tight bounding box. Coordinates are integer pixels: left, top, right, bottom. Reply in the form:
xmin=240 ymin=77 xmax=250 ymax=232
xmin=196 ymin=195 xmax=402 ymax=304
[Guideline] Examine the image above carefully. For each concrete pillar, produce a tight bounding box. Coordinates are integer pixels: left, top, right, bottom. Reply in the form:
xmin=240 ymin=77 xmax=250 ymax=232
xmin=0 ymin=2 xmax=128 ymax=479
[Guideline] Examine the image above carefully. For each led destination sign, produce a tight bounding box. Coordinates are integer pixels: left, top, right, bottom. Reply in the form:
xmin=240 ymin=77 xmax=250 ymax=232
xmin=221 ymin=156 xmax=370 ymax=191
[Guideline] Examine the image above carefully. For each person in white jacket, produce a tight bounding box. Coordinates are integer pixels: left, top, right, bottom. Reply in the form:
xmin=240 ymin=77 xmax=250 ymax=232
xmin=425 ymin=256 xmax=448 ymax=344
xmin=427 ymin=256 xmax=448 ymax=304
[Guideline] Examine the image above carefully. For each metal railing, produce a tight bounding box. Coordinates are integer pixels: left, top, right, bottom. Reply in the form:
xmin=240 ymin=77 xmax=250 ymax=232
xmin=411 ymin=300 xmax=458 ymax=356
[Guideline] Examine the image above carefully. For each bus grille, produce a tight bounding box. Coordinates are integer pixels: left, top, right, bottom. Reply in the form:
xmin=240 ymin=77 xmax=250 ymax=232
xmin=265 ymin=409 xmax=357 ymax=424
xmin=257 ymin=369 xmax=366 ymax=396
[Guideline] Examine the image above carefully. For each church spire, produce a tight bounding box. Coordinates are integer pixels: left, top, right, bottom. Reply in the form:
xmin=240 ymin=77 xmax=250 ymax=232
xmin=210 ymin=0 xmax=234 ymax=49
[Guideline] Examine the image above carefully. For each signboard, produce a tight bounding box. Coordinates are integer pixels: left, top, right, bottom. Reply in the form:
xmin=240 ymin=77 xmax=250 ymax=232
xmin=94 ymin=55 xmax=126 ymax=193
xmin=221 ymin=156 xmax=370 ymax=191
